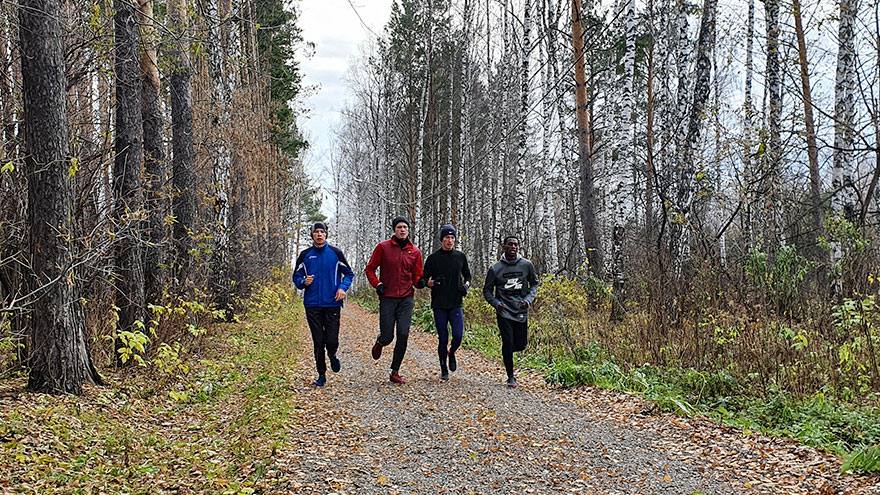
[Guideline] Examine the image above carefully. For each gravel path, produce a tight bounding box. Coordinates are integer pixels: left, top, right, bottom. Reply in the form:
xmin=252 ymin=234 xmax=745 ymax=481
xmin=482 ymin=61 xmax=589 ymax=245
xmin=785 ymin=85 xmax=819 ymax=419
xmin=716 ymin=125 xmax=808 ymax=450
xmin=258 ymin=304 xmax=879 ymax=495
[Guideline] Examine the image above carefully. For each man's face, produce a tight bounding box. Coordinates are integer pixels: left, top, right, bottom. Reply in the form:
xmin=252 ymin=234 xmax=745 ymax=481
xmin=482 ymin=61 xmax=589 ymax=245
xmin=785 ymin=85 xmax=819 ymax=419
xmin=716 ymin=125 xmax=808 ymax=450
xmin=312 ymin=229 xmax=327 ymax=246
xmin=394 ymin=223 xmax=409 ymax=240
xmin=441 ymin=234 xmax=455 ymax=250
xmin=503 ymin=238 xmax=519 ymax=258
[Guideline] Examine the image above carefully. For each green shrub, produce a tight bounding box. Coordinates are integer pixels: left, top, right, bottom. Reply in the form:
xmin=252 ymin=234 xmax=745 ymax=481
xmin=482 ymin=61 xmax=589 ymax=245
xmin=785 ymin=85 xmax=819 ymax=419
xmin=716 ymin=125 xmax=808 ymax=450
xmin=745 ymin=245 xmax=811 ymax=314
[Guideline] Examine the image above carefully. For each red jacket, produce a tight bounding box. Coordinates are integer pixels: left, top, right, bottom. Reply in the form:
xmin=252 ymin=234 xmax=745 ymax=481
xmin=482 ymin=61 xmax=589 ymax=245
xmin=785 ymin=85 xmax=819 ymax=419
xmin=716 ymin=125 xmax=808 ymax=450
xmin=365 ymin=238 xmax=423 ymax=298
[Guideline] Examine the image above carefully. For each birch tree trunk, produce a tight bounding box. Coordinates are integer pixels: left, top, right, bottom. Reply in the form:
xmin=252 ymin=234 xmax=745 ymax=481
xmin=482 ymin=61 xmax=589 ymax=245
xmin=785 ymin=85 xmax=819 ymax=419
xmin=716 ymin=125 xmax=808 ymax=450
xmin=207 ymin=0 xmax=233 ymax=317
xmin=672 ymin=0 xmax=717 ymax=269
xmin=833 ymin=0 xmax=858 ymax=221
xmin=516 ymin=0 xmax=532 ymax=238
xmin=539 ymin=0 xmax=559 ymax=273
xmin=763 ymin=0 xmax=783 ymax=246
xmin=611 ymin=0 xmax=636 ymax=320
xmin=645 ymin=0 xmax=658 ymax=244
xmin=742 ymin=0 xmax=755 ymax=247
xmin=831 ymin=0 xmax=859 ymax=295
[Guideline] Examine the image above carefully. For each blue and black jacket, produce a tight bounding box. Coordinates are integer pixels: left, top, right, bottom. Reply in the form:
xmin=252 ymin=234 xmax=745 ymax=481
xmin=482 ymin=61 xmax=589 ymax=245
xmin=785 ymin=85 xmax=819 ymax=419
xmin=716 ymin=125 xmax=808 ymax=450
xmin=293 ymin=244 xmax=355 ymax=308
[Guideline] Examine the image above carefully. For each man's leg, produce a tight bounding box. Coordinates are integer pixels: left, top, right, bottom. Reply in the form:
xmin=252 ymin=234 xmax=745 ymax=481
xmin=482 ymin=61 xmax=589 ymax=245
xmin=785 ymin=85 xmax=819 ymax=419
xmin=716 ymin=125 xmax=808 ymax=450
xmin=373 ymin=297 xmax=397 ymax=359
xmin=497 ymin=315 xmax=515 ymax=381
xmin=305 ymin=308 xmax=327 ymax=379
xmin=512 ymin=320 xmax=528 ymax=352
xmin=447 ymin=307 xmax=464 ymax=372
xmin=433 ymin=308 xmax=450 ymax=376
xmin=325 ymin=308 xmax=341 ymax=372
xmin=390 ymin=296 xmax=414 ymax=372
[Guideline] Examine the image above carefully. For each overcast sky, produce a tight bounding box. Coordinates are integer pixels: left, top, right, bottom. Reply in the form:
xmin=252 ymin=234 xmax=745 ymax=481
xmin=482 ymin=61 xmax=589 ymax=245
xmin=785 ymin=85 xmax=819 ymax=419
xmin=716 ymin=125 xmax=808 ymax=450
xmin=298 ymin=0 xmax=394 ymax=216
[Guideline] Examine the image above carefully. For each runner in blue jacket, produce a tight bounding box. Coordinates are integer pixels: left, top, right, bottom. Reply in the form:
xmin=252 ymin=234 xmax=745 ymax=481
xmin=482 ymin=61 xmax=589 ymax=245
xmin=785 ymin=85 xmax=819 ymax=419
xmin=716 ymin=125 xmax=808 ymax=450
xmin=293 ymin=222 xmax=355 ymax=387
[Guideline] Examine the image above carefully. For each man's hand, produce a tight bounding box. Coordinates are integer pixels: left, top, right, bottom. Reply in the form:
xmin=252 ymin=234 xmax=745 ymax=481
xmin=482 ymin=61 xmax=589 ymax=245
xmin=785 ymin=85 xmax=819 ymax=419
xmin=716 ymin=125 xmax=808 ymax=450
xmin=519 ymin=300 xmax=529 ymax=309
xmin=375 ymin=283 xmax=385 ymax=296
xmin=335 ymin=289 xmax=347 ymax=301
xmin=304 ymin=275 xmax=314 ymax=286
xmin=426 ymin=277 xmax=435 ymax=287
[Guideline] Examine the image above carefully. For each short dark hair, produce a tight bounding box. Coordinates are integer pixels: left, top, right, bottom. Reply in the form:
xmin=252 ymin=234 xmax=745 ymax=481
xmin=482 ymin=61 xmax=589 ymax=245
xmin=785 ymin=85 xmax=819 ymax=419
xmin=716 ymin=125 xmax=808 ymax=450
xmin=502 ymin=235 xmax=519 ymax=245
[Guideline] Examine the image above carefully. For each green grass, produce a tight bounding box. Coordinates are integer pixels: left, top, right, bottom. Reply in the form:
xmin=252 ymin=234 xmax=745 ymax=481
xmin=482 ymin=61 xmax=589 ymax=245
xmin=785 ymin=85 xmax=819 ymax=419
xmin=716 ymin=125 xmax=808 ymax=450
xmin=529 ymin=349 xmax=880 ymax=470
xmin=0 ymin=282 xmax=302 ymax=493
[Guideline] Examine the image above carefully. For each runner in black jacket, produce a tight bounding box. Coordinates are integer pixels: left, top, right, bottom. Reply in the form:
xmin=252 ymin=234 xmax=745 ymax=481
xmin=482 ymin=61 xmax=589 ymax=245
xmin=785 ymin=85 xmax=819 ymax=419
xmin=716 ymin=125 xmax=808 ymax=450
xmin=417 ymin=225 xmax=471 ymax=380
xmin=483 ymin=235 xmax=539 ymax=388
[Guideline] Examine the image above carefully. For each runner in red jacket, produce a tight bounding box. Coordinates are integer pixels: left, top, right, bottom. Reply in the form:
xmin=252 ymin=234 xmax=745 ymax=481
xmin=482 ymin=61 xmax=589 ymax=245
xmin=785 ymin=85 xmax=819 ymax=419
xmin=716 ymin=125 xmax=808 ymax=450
xmin=364 ymin=216 xmax=423 ymax=384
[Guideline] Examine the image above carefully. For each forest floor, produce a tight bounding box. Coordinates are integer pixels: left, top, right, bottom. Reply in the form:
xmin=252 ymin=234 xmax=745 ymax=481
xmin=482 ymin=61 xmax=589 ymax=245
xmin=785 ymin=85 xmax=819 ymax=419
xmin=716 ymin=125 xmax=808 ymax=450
xmin=1 ymin=300 xmax=879 ymax=494
xmin=261 ymin=304 xmax=878 ymax=495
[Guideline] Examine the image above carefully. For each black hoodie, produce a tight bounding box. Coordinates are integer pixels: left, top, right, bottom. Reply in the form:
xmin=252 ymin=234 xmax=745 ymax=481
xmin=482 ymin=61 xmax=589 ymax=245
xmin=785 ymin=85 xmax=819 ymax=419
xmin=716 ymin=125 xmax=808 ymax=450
xmin=483 ymin=255 xmax=539 ymax=322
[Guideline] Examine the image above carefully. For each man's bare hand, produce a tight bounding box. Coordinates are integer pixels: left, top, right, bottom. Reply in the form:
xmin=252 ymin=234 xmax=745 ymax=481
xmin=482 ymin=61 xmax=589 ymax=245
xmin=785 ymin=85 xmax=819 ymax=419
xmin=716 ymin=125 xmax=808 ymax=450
xmin=335 ymin=289 xmax=346 ymax=301
xmin=304 ymin=275 xmax=314 ymax=286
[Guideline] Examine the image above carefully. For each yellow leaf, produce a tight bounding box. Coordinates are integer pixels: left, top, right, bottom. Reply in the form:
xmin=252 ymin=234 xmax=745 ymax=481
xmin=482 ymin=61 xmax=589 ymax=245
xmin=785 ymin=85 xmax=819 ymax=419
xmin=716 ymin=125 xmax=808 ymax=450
xmin=68 ymin=157 xmax=79 ymax=177
xmin=662 ymin=474 xmax=672 ymax=482
xmin=377 ymin=475 xmax=388 ymax=486
xmin=1 ymin=161 xmax=13 ymax=173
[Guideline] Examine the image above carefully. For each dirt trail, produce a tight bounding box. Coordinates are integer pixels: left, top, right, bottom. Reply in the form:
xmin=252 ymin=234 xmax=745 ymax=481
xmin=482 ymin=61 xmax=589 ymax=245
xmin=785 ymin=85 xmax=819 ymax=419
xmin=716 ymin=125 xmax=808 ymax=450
xmin=257 ymin=304 xmax=879 ymax=494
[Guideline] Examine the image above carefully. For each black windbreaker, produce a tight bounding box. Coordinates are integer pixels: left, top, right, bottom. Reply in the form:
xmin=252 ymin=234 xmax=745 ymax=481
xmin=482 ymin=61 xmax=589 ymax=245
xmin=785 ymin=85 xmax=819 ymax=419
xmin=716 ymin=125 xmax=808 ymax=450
xmin=418 ymin=248 xmax=471 ymax=309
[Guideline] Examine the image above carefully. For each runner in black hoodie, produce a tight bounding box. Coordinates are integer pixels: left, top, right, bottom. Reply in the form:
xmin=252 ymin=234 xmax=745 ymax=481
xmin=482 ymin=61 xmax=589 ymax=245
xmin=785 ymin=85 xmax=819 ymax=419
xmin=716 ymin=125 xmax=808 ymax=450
xmin=483 ymin=235 xmax=539 ymax=388
xmin=417 ymin=224 xmax=471 ymax=381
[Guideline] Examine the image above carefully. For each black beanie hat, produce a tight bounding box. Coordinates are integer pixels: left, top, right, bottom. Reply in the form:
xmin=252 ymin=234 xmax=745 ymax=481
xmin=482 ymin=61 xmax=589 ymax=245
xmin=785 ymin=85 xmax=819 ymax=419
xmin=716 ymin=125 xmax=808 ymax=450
xmin=311 ymin=222 xmax=327 ymax=234
xmin=391 ymin=216 xmax=410 ymax=229
xmin=439 ymin=224 xmax=456 ymax=239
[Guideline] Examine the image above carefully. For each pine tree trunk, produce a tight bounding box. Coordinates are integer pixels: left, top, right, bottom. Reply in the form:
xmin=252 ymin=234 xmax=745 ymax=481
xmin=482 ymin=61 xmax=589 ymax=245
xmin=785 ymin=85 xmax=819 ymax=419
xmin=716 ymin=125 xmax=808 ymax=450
xmin=572 ymin=0 xmax=604 ymax=276
xmin=21 ymin=0 xmax=102 ymax=393
xmin=169 ymin=0 xmax=196 ymax=292
xmin=138 ymin=0 xmax=166 ymax=307
xmin=792 ymin=0 xmax=824 ymax=258
xmin=113 ymin=0 xmax=146 ymax=353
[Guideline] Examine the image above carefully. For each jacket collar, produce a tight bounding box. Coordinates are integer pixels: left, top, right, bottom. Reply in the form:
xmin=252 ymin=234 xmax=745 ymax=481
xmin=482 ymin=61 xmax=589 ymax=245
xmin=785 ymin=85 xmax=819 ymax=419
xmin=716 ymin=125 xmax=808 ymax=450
xmin=389 ymin=236 xmax=412 ymax=248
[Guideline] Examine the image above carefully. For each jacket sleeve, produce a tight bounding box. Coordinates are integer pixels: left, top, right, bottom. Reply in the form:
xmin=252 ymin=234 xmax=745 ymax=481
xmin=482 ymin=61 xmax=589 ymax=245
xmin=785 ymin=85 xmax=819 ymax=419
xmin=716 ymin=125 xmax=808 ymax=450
xmin=524 ymin=261 xmax=539 ymax=305
xmin=292 ymin=249 xmax=308 ymax=290
xmin=461 ymin=253 xmax=472 ymax=283
xmin=483 ymin=266 xmax=499 ymax=308
xmin=364 ymin=243 xmax=383 ymax=287
xmin=416 ymin=253 xmax=433 ymax=289
xmin=334 ymin=247 xmax=355 ymax=292
xmin=411 ymin=248 xmax=424 ymax=289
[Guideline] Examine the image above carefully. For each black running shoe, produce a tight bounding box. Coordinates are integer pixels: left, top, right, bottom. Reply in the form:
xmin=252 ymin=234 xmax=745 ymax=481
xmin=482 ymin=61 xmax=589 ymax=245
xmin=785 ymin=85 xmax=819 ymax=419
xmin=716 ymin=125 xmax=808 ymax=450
xmin=330 ymin=355 xmax=341 ymax=373
xmin=448 ymin=352 xmax=457 ymax=372
xmin=371 ymin=342 xmax=382 ymax=360
xmin=506 ymin=376 xmax=518 ymax=388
